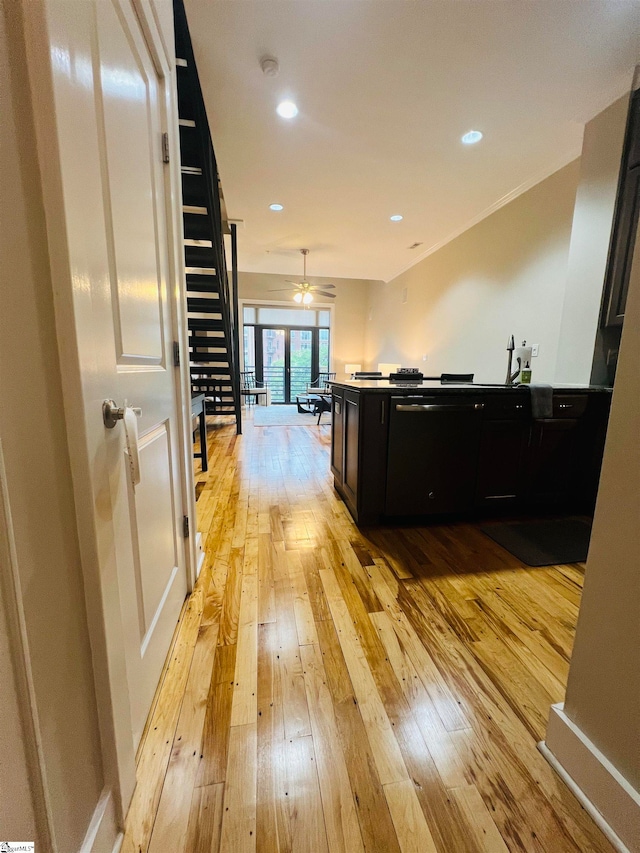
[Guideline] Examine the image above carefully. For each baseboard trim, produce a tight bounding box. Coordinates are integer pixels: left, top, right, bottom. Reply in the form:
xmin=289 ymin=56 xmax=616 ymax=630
xmin=79 ymin=788 xmax=120 ymax=853
xmin=540 ymin=703 xmax=640 ymax=853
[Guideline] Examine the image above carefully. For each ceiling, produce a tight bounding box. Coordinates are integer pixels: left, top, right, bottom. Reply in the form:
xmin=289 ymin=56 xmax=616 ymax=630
xmin=185 ymin=1 xmax=640 ymax=282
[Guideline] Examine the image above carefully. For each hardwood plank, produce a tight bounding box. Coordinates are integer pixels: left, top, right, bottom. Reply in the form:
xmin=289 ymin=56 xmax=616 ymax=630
xmin=300 ymin=643 xmax=365 ymax=853
xmin=148 ymin=623 xmax=219 ymax=853
xmin=121 ymin=583 xmax=205 ymax=853
xmin=197 ymin=643 xmax=237 ymax=787
xmin=230 ymin=572 xmax=258 ymax=727
xmin=315 ymin=619 xmax=402 ymax=853
xmin=319 ymin=567 xmax=408 ymax=786
xmin=288 ymin=549 xmax=319 ymax=646
xmin=185 ymin=782 xmax=225 ymax=853
xmin=219 ymin=723 xmax=257 ymax=853
xmin=451 ymin=785 xmax=509 ymax=853
xmin=284 ymin=736 xmax=330 ymax=853
xmin=218 ymin=547 xmax=244 ymax=645
xmin=370 ymin=611 xmax=469 ymax=790
xmin=383 ymin=779 xmax=438 ymax=853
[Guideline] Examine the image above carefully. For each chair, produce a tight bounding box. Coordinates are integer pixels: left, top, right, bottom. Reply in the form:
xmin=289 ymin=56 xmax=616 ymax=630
xmin=298 ymin=372 xmax=336 ymax=416
xmin=440 ymin=373 xmax=474 ymax=384
xmin=309 ymin=371 xmax=336 ymax=391
xmin=240 ymin=371 xmax=268 ymax=405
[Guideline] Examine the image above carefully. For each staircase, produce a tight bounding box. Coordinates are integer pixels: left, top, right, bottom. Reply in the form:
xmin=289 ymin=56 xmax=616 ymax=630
xmin=173 ymin=0 xmax=242 ymax=433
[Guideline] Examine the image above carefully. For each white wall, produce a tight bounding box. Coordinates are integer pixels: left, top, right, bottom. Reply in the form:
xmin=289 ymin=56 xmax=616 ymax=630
xmin=238 ymin=271 xmax=375 ymax=374
xmin=0 ymin=0 xmax=104 ymax=847
xmin=555 ymin=95 xmax=629 ymax=385
xmin=544 ymin=164 xmax=640 ymax=848
xmin=365 ymin=162 xmax=580 ymax=383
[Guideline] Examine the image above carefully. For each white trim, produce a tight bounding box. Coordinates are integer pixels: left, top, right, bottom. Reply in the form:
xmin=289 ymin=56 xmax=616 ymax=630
xmin=0 ymin=440 xmax=55 ymax=850
xmin=79 ymin=787 xmax=120 ymax=853
xmin=540 ymin=703 xmax=640 ymax=853
xmin=385 ymin=152 xmax=581 ymax=283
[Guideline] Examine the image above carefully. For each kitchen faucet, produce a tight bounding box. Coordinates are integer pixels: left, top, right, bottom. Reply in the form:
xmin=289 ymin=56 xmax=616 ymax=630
xmin=505 ymin=335 xmax=521 ymax=385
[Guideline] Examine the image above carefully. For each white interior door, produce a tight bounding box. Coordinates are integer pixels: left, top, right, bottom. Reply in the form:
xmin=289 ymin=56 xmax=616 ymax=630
xmin=30 ymin=0 xmax=189 ymax=767
xmin=95 ymin=0 xmax=188 ymax=749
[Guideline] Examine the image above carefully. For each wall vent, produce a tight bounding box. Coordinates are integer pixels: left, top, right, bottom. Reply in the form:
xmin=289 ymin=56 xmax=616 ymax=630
xmin=408 ymin=242 xmax=423 ymax=250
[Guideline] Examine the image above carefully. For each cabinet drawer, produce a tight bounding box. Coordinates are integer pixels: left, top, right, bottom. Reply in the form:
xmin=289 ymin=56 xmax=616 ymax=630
xmin=553 ymin=395 xmax=588 ymax=418
xmin=482 ymin=394 xmax=529 ymax=419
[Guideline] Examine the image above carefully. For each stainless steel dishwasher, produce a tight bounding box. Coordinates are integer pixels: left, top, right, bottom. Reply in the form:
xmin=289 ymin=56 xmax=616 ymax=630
xmin=385 ymin=396 xmax=484 ymax=516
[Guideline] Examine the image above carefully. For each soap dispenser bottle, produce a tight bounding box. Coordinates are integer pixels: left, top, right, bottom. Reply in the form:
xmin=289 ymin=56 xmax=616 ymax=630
xmin=520 ymin=361 xmax=532 ymax=384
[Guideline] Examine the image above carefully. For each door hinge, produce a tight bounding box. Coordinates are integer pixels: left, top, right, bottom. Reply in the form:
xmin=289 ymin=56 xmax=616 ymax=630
xmin=183 ymin=515 xmax=190 ymax=538
xmin=173 ymin=340 xmax=180 ymax=367
xmin=162 ymin=132 xmax=170 ymax=163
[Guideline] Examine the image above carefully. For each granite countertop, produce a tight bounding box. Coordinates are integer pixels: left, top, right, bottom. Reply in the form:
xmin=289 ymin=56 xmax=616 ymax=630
xmin=329 ymin=378 xmax=612 ymax=394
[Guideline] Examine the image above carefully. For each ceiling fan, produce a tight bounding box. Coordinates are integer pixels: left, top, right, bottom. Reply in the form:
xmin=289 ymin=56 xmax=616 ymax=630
xmin=268 ymin=249 xmax=336 ymax=304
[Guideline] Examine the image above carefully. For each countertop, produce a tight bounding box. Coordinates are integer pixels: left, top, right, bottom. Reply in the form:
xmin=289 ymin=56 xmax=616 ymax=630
xmin=329 ymin=378 xmax=612 ymax=394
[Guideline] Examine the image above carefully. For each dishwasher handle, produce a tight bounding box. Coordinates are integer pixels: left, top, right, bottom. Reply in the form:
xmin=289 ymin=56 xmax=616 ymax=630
xmin=395 ymin=403 xmax=485 ymax=413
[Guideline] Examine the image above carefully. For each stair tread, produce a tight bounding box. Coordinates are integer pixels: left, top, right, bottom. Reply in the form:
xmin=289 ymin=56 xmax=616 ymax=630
xmin=184 ymin=239 xmax=213 ymax=248
xmin=183 ymin=205 xmax=207 ymax=215
xmin=186 ymin=267 xmax=216 ymax=276
xmin=179 ymin=118 xmax=196 ymax=127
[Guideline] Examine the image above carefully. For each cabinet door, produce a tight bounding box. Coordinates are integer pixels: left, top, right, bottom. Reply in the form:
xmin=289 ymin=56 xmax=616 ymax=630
xmin=476 ymin=420 xmax=528 ymax=507
xmin=605 ymin=166 xmax=640 ymax=327
xmin=331 ymin=391 xmax=344 ymax=483
xmin=343 ymin=392 xmax=360 ymax=507
xmin=526 ymin=419 xmax=579 ymax=506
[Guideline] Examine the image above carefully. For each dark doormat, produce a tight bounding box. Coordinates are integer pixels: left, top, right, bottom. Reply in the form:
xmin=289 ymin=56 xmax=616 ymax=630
xmin=479 ymin=518 xmax=592 ymax=566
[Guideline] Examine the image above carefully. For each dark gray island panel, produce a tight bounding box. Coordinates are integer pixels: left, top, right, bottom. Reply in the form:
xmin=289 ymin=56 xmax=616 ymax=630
xmin=329 ymin=380 xmax=611 ymax=526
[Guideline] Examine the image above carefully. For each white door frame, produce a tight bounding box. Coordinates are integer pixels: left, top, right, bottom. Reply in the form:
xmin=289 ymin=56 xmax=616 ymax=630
xmin=21 ymin=0 xmax=196 ymax=822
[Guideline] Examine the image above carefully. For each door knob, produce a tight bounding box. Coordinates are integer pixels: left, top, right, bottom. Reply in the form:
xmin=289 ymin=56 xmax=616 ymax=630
xmin=103 ymin=399 xmax=142 ymax=429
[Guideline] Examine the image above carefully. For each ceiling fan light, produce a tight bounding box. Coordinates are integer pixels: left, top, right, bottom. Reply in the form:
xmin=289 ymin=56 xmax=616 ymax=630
xmin=293 ymin=292 xmax=303 ymax=303
xmin=302 ymin=292 xmax=313 ymax=304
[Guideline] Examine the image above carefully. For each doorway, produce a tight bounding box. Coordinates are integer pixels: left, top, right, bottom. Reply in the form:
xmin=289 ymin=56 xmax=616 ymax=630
xmin=243 ymin=306 xmax=331 ymax=404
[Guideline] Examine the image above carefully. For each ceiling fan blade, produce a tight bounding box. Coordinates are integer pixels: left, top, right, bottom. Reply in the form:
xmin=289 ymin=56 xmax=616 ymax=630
xmin=267 ymin=288 xmax=298 ymax=292
xmin=313 ymin=290 xmax=337 ymax=299
xmin=310 ymin=283 xmax=335 ymax=289
xmin=285 ymin=280 xmax=303 ymax=286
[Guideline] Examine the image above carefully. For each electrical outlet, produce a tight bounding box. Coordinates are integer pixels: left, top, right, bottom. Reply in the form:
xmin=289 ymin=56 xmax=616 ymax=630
xmin=531 ymin=344 xmax=539 ymax=357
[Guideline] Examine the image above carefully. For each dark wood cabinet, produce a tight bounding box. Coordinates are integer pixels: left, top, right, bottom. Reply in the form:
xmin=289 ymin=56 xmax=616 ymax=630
xmin=330 ymin=387 xmax=344 ymax=482
xmin=476 ymin=420 xmax=528 ymax=507
xmin=603 ymin=88 xmax=640 ymax=329
xmin=604 ymin=165 xmax=640 ymax=327
xmin=526 ymin=419 xmax=580 ymax=507
xmin=330 ymin=385 xmax=610 ymax=526
xmin=343 ymin=392 xmax=359 ymax=507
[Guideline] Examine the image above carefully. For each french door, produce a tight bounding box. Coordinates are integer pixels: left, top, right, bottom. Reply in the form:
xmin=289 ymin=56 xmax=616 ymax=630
xmin=252 ymin=326 xmax=329 ymax=403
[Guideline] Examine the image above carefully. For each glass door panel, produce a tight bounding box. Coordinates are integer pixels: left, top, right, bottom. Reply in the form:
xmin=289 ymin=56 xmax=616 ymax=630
xmin=243 ymin=325 xmax=255 ymax=373
xmin=290 ymin=328 xmax=313 ymax=400
xmin=261 ymin=327 xmax=285 ymax=402
xmin=319 ymin=328 xmax=330 ymax=374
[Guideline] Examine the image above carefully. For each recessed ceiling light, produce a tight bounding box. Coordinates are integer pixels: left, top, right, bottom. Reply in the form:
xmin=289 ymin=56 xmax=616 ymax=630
xmin=390 ymin=214 xmax=403 ymax=222
xmin=276 ymin=100 xmax=298 ymax=119
xmin=461 ymin=130 xmax=483 ymax=145
xmin=269 ymin=203 xmax=284 ymax=211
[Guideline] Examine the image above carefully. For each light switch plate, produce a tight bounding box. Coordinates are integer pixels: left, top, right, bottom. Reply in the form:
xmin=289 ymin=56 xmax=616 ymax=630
xmin=531 ymin=344 xmax=539 ymax=357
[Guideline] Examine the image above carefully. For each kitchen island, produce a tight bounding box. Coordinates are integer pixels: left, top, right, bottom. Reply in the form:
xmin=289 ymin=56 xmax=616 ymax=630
xmin=330 ymin=379 xmax=611 ymax=525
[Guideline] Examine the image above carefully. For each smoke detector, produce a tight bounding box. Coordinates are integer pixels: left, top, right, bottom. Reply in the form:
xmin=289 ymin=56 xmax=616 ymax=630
xmin=260 ymin=56 xmax=279 ymax=77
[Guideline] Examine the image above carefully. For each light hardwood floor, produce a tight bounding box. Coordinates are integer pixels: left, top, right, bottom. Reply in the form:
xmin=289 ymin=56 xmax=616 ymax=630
xmin=122 ymin=409 xmax=613 ymax=853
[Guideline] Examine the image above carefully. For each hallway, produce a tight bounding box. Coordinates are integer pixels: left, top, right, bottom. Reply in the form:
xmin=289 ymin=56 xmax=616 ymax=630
xmin=122 ymin=412 xmax=613 ymax=853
